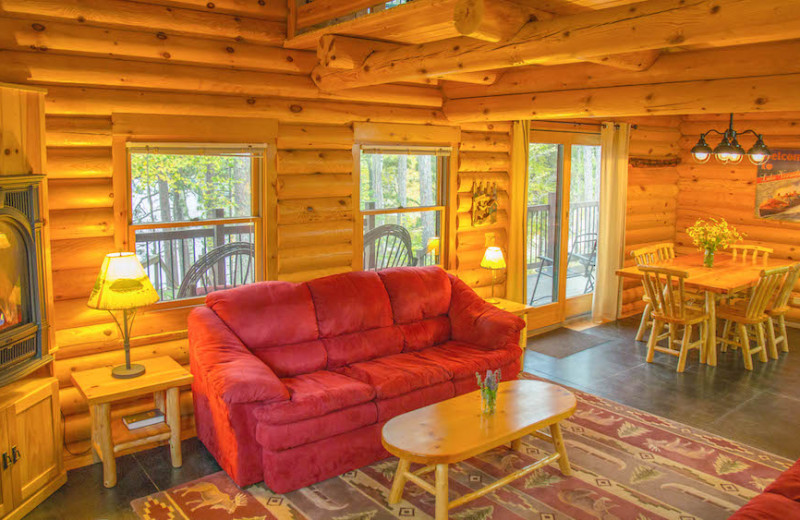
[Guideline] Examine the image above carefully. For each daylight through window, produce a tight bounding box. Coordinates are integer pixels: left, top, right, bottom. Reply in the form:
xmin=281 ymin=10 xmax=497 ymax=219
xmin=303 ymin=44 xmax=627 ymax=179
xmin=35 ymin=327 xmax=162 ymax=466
xmin=359 ymin=146 xmax=449 ymax=271
xmin=127 ymin=144 xmax=263 ymax=302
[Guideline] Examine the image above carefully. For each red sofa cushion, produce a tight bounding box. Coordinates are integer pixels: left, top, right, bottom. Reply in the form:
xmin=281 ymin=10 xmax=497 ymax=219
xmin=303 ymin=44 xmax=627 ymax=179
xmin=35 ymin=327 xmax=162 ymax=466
xmin=206 ymin=281 xmax=319 ymax=350
xmin=730 ymin=492 xmax=800 ymax=519
xmin=448 ymin=275 xmax=525 ymax=350
xmin=765 ymin=459 xmax=800 ymax=500
xmin=250 ymin=340 xmax=327 ymax=378
xmin=375 ymin=381 xmax=455 ymax=422
xmin=413 ymin=341 xmax=520 ymax=379
xmin=378 ymin=266 xmax=451 ymax=323
xmin=323 ymin=326 xmax=404 ymax=369
xmin=398 ymin=316 xmax=451 ymax=352
xmin=256 ymin=402 xmax=377 ymax=451
xmin=256 ymin=371 xmax=375 ymax=425
xmin=307 ymin=271 xmax=393 ymax=338
xmin=337 ymin=352 xmax=452 ymax=399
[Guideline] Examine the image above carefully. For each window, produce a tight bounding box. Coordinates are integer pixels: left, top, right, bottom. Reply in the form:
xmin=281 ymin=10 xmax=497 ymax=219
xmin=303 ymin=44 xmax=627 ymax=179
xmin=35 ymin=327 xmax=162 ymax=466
xmin=127 ymin=144 xmax=264 ymax=302
xmin=359 ymin=146 xmax=449 ymax=270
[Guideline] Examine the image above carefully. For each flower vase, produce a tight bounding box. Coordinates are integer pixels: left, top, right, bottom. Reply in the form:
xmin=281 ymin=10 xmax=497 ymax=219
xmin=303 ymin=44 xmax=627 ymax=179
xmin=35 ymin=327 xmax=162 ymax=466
xmin=480 ymin=388 xmax=496 ymax=415
xmin=704 ymin=248 xmax=715 ymax=268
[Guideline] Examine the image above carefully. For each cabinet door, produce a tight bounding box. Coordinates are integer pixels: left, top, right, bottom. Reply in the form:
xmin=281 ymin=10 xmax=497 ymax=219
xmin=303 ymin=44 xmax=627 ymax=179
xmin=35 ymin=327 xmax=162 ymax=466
xmin=8 ymin=379 xmax=61 ymax=505
xmin=0 ymin=412 xmax=12 ymax=517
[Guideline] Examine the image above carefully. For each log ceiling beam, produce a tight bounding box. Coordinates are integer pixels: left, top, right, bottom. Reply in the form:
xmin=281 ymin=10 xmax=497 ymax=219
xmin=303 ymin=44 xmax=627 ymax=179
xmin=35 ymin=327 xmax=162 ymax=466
xmin=443 ymin=73 xmax=800 ymax=122
xmin=312 ymin=0 xmax=800 ymax=90
xmin=442 ymin=39 xmax=800 ymax=99
xmin=314 ymin=35 xmax=498 ymax=86
xmin=0 ymin=0 xmax=286 ymax=45
xmin=0 ymin=50 xmax=443 ymax=108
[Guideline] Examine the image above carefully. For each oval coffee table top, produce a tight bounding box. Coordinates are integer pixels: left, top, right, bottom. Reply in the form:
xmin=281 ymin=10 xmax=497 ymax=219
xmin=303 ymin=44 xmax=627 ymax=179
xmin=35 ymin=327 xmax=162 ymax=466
xmin=382 ymin=380 xmax=576 ymax=464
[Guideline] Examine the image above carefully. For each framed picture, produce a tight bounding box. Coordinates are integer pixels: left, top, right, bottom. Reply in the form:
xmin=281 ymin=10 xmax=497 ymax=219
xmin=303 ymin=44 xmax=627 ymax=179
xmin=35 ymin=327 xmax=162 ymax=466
xmin=755 ymin=149 xmax=800 ymax=221
xmin=471 ymin=181 xmax=498 ymax=227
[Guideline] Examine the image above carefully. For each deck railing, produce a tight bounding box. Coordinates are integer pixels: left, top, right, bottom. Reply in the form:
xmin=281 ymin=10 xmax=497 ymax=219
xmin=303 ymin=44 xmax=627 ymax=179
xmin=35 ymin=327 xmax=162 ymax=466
xmin=527 ymin=198 xmax=599 ymax=268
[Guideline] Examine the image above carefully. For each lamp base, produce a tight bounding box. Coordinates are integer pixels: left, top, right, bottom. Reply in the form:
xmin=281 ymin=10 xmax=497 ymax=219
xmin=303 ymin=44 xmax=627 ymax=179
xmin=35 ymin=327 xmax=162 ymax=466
xmin=486 ymin=297 xmax=500 ymax=304
xmin=111 ymin=363 xmax=146 ymax=379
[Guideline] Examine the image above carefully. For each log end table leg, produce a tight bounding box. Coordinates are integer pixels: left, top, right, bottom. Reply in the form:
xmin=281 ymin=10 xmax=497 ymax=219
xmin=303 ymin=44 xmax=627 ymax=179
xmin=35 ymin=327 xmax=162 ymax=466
xmin=96 ymin=403 xmax=116 ymax=488
xmin=435 ymin=464 xmax=449 ymax=520
xmin=166 ymin=387 xmax=182 ymax=468
xmin=388 ymin=458 xmax=410 ymax=505
xmin=550 ymin=423 xmax=572 ymax=476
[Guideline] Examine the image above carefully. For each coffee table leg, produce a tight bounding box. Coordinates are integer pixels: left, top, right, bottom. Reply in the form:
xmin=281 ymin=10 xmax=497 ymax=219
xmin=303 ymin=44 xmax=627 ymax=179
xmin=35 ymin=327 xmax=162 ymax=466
xmin=550 ymin=423 xmax=571 ymax=476
xmin=435 ymin=464 xmax=449 ymax=520
xmin=510 ymin=438 xmax=523 ymax=452
xmin=388 ymin=458 xmax=410 ymax=504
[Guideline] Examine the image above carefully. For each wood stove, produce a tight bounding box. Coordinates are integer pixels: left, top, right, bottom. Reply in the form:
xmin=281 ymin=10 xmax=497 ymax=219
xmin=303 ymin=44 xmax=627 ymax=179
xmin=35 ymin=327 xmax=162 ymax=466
xmin=0 ymin=175 xmax=50 ymax=386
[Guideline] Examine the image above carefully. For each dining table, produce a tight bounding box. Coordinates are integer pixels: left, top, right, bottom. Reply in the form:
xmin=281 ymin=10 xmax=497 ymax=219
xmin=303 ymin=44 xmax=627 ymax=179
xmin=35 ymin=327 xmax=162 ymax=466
xmin=616 ymin=252 xmax=797 ymax=366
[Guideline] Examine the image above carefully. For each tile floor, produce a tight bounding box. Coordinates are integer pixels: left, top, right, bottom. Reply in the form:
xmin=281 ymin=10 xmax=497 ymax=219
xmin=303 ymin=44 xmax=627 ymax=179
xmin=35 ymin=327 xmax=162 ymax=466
xmin=23 ymin=315 xmax=800 ymax=519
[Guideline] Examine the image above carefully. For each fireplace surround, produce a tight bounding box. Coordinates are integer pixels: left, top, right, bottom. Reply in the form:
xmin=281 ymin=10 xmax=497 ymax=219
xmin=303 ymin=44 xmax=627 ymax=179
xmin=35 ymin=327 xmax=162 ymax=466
xmin=0 ymin=175 xmax=50 ymax=387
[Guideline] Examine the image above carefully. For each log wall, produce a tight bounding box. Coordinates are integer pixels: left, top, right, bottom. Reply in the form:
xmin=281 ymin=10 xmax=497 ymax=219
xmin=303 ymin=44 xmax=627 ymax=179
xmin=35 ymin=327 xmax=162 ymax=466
xmin=676 ymin=112 xmax=800 ymax=322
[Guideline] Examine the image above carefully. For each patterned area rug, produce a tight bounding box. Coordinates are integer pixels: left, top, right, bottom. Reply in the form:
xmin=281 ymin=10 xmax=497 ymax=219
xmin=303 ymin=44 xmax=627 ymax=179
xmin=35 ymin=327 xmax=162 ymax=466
xmin=133 ymin=377 xmax=792 ymax=520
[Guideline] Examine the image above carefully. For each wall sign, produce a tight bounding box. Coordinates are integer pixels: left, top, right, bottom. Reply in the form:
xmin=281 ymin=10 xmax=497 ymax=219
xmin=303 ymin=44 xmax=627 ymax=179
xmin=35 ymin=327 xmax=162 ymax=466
xmin=756 ymin=149 xmax=800 ymax=221
xmin=471 ymin=181 xmax=498 ymax=227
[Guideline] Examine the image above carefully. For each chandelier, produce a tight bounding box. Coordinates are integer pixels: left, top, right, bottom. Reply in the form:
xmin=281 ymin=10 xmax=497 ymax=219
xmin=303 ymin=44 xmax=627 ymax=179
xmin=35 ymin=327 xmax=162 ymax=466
xmin=690 ymin=114 xmax=770 ymax=165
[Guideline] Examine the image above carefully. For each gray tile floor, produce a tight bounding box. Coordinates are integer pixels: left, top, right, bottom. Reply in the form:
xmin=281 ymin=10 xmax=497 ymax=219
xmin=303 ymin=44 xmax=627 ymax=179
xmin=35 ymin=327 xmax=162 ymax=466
xmin=23 ymin=315 xmax=800 ymax=519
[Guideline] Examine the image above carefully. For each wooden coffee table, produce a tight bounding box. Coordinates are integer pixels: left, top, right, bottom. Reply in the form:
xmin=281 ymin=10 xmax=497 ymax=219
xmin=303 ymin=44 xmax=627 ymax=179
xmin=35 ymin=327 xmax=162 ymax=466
xmin=382 ymin=380 xmax=576 ymax=519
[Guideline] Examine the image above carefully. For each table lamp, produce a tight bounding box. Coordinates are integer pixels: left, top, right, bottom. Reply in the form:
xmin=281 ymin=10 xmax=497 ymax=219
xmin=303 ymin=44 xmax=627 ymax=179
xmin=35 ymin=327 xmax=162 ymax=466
xmin=426 ymin=236 xmax=440 ymax=263
xmin=87 ymin=252 xmax=159 ymax=379
xmin=481 ymin=246 xmax=505 ymax=303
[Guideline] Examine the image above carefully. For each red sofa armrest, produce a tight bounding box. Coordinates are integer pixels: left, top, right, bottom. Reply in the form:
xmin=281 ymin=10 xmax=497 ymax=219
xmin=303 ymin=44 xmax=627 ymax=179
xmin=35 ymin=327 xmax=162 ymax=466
xmin=188 ymin=307 xmax=289 ymax=405
xmin=448 ymin=275 xmax=525 ymax=350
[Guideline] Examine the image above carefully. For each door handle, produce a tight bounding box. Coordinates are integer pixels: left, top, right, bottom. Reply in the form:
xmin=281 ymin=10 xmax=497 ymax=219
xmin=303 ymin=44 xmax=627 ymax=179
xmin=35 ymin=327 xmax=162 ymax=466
xmin=1 ymin=453 xmax=9 ymax=470
xmin=10 ymin=446 xmax=20 ymax=464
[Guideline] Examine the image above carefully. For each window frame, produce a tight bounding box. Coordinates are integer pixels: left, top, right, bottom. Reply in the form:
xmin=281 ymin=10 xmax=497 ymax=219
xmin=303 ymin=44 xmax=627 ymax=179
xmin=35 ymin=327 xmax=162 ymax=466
xmin=124 ymin=143 xmax=267 ymax=309
xmin=354 ymin=145 xmax=453 ymax=271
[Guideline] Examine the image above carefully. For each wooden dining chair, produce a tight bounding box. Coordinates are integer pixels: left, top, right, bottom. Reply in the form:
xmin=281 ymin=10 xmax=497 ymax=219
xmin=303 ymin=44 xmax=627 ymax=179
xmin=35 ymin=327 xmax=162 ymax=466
xmin=730 ymin=244 xmax=773 ymax=265
xmin=631 ymin=243 xmax=676 ymax=341
xmin=766 ymin=263 xmax=800 ymax=356
xmin=717 ymin=265 xmax=792 ymax=370
xmin=640 ymin=265 xmax=709 ymax=373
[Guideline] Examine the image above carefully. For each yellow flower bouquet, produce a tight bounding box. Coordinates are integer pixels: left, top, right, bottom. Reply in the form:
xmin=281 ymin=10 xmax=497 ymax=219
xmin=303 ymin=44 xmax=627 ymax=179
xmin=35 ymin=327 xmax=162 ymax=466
xmin=686 ymin=218 xmax=744 ymax=267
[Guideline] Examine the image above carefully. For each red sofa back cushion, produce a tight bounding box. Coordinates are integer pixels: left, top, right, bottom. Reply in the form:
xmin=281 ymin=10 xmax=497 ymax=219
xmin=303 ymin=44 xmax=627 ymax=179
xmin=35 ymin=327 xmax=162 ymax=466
xmin=206 ymin=281 xmax=326 ymax=377
xmin=307 ymin=271 xmax=393 ymax=337
xmin=378 ymin=266 xmax=451 ymax=323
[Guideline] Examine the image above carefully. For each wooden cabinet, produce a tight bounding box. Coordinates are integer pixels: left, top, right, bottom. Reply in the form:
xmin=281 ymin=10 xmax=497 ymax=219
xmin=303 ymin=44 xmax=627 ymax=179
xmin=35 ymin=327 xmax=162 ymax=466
xmin=0 ymin=377 xmax=65 ymax=520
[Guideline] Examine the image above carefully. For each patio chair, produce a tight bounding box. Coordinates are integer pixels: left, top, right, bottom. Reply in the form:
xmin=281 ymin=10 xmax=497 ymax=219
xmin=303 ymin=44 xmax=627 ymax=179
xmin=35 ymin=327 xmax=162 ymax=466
xmin=717 ymin=265 xmax=792 ymax=370
xmin=177 ymin=242 xmax=255 ymax=298
xmin=640 ymin=265 xmax=709 ymax=373
xmin=363 ymin=224 xmax=417 ymax=271
xmin=766 ymin=263 xmax=800 ymax=356
xmin=529 ymin=232 xmax=597 ymax=305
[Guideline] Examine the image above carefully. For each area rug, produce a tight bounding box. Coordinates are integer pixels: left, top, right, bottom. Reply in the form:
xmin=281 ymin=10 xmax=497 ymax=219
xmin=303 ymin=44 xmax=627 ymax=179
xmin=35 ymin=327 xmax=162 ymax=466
xmin=132 ymin=379 xmax=792 ymax=520
xmin=526 ymin=328 xmax=609 ymax=359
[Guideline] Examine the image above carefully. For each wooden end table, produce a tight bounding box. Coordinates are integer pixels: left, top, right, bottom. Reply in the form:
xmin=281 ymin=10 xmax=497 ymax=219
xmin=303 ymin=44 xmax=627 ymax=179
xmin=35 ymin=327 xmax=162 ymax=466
xmin=71 ymin=356 xmax=193 ymax=488
xmin=382 ymin=380 xmax=576 ymax=520
xmin=490 ymin=297 xmax=531 ymax=369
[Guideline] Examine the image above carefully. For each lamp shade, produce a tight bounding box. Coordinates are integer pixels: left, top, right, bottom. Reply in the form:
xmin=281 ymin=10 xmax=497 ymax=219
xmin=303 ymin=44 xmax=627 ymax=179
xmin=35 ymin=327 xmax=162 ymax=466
xmin=426 ymin=236 xmax=440 ymax=255
xmin=481 ymin=246 xmax=506 ymax=270
xmin=87 ymin=252 xmax=159 ymax=310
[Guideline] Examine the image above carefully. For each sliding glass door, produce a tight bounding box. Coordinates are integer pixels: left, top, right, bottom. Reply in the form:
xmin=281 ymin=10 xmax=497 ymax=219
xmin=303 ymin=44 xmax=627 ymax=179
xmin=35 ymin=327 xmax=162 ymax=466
xmin=525 ymin=130 xmax=601 ymax=330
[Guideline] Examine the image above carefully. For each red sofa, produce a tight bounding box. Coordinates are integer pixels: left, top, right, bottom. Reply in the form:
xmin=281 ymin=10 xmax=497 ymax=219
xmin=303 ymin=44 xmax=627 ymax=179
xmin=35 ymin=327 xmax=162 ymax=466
xmin=730 ymin=459 xmax=800 ymax=519
xmin=188 ymin=266 xmax=525 ymax=493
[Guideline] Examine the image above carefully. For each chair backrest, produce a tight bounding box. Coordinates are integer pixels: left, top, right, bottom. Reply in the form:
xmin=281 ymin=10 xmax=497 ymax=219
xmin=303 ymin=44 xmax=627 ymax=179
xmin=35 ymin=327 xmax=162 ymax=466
xmin=639 ymin=265 xmax=689 ymax=321
xmin=731 ymin=244 xmax=773 ymax=265
xmin=631 ymin=243 xmax=675 ymax=265
xmin=570 ymin=232 xmax=597 ymax=261
xmin=363 ymin=224 xmax=416 ymax=271
xmin=769 ymin=264 xmax=800 ymax=313
xmin=745 ymin=265 xmax=793 ymax=320
xmin=178 ymin=242 xmax=255 ymax=298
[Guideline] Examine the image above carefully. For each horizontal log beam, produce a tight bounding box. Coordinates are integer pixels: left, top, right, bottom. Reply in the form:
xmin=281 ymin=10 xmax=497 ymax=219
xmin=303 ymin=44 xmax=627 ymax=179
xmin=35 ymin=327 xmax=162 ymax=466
xmin=41 ymin=85 xmax=447 ymax=125
xmin=444 ymin=74 xmax=800 ymax=121
xmin=0 ymin=17 xmax=315 ymax=74
xmin=151 ymin=0 xmax=287 ymax=21
xmin=313 ymin=0 xmax=800 ymax=90
xmin=454 ymin=0 xmax=550 ymax=42
xmin=0 ymin=0 xmax=285 ymax=44
xmin=443 ymin=39 xmax=800 ymax=99
xmin=315 ymin=35 xmax=497 ymax=86
xmin=1 ymin=50 xmax=442 ymax=108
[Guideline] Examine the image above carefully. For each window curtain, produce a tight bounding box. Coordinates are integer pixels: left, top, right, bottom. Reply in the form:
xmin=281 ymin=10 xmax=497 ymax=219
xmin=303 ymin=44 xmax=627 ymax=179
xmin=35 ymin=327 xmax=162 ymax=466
xmin=506 ymin=120 xmax=530 ymax=303
xmin=592 ymin=122 xmax=631 ymax=323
